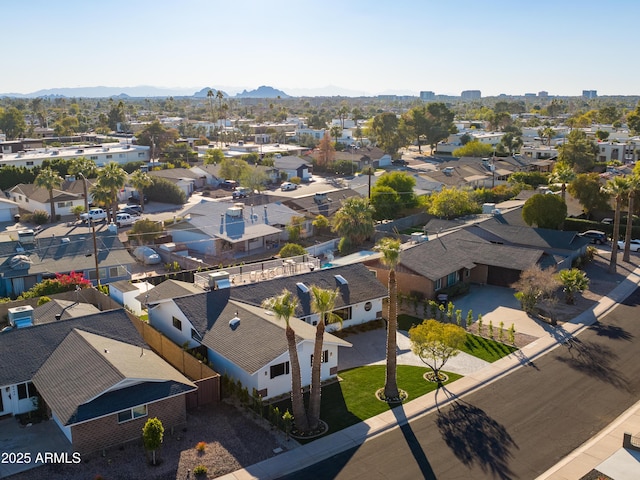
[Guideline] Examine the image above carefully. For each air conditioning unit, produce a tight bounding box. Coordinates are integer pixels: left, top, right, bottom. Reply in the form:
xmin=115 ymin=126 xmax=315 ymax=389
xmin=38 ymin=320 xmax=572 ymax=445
xmin=226 ymin=207 xmax=242 ymax=218
xmin=208 ymin=271 xmax=230 ymax=289
xmin=8 ymin=305 xmax=34 ymax=329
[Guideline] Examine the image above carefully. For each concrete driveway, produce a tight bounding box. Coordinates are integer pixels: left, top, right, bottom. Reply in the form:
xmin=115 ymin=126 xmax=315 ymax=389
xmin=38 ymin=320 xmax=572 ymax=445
xmin=0 ymin=417 xmax=72 ymax=477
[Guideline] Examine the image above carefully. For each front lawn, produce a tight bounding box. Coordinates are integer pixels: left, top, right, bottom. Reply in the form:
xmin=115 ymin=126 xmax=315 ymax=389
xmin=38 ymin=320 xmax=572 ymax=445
xmin=397 ymin=313 xmax=516 ymax=363
xmin=273 ymin=365 xmax=461 ymax=439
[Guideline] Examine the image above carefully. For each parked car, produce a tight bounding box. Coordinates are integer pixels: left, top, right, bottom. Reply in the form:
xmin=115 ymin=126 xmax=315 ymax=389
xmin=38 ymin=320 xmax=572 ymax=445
xmin=133 ymin=246 xmax=161 ymax=265
xmin=280 ymin=182 xmax=297 ymax=191
xmin=127 ymin=194 xmax=148 ymax=205
xmin=221 ymin=180 xmax=238 ymax=190
xmin=392 ymin=159 xmax=408 ymax=166
xmin=578 ymin=230 xmax=608 ymax=245
xmin=232 ymin=187 xmax=250 ymax=199
xmin=121 ymin=205 xmax=142 ymax=216
xmin=617 ymin=239 xmax=640 ymax=252
xmin=80 ymin=208 xmax=108 ymax=222
xmin=115 ymin=213 xmax=137 ymax=228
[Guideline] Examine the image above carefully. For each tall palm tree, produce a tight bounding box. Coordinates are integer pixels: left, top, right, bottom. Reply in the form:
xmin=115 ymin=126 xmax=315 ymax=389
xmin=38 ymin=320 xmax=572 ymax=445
xmin=89 ymin=183 xmax=112 ymax=210
xmin=332 ymin=197 xmax=375 ymax=249
xmin=377 ymin=237 xmax=402 ymax=401
xmin=68 ymin=156 xmax=97 ymax=213
xmin=549 ymin=161 xmax=575 ymax=203
xmin=34 ymin=167 xmax=63 ymax=223
xmin=262 ymin=290 xmax=309 ymax=433
xmin=308 ymin=286 xmax=341 ymax=431
xmin=622 ymin=174 xmax=640 ymax=262
xmin=603 ymin=176 xmax=630 ymax=274
xmin=129 ymin=170 xmax=153 ymax=213
xmin=96 ymin=163 xmax=127 ymax=222
xmin=207 ymin=89 xmax=215 ymax=125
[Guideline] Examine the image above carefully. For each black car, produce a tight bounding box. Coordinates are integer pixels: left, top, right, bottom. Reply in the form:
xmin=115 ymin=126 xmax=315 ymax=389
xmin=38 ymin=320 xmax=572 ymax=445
xmin=578 ymin=230 xmax=608 ymax=245
xmin=120 ymin=205 xmax=143 ymax=216
xmin=392 ymin=159 xmax=408 ymax=166
xmin=128 ymin=194 xmax=148 ymax=205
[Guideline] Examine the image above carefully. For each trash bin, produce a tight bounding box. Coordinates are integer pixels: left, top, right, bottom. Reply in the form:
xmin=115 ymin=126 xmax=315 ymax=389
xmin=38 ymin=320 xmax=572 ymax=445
xmin=13 ymin=214 xmax=20 ymax=223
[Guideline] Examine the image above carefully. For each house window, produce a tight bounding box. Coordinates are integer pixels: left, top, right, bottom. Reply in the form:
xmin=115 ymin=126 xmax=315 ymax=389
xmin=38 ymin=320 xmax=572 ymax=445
xmin=90 ymin=156 xmax=98 ymax=160
xmin=191 ymin=328 xmax=202 ymax=341
xmin=333 ymin=307 xmax=352 ymax=322
xmin=270 ymin=361 xmax=290 ymax=379
xmin=364 ymin=302 xmax=372 ymax=311
xmin=17 ymin=382 xmax=34 ymax=400
xmin=26 ymin=161 xmax=34 ymax=166
xmin=138 ymin=152 xmax=146 ymax=158
xmin=119 ymin=154 xmax=126 ymax=158
xmin=57 ymin=201 xmax=73 ymax=208
xmin=435 ymin=278 xmax=442 ymax=290
xmin=465 ymin=268 xmax=470 ymax=278
xmin=117 ymin=404 xmax=147 ymax=423
xmin=106 ymin=154 xmax=113 ymax=159
xmin=109 ymin=266 xmax=127 ymax=278
xmin=25 ymin=198 xmax=29 ymax=203
xmin=311 ymin=350 xmax=329 ymax=365
xmin=447 ymin=271 xmax=459 ymax=287
xmin=172 ymin=317 xmax=182 ymax=331
xmin=88 ymin=268 xmax=107 ymax=280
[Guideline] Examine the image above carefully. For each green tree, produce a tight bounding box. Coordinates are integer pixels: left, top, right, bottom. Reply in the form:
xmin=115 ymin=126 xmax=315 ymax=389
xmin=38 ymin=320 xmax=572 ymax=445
xmin=622 ymin=175 xmax=640 ymax=262
xmin=128 ymin=219 xmax=164 ymax=245
xmin=146 ymin=177 xmax=186 ymax=204
xmin=261 ymin=290 xmax=310 ymax=433
xmin=89 ymin=183 xmax=112 ymax=210
xmin=452 ymin=139 xmax=494 ymax=157
xmin=376 ymin=171 xmax=417 ymax=209
xmin=204 ymin=148 xmax=225 ymax=165
xmin=371 ymin=112 xmax=404 ymax=157
xmin=537 ymin=126 xmax=556 ymax=146
xmin=408 ymin=319 xmax=466 ymax=383
xmin=330 ymin=125 xmax=342 ymax=145
xmin=377 ymin=238 xmax=402 ymax=401
xmin=627 ymin=102 xmax=640 ymax=135
xmin=522 ymin=193 xmax=567 ymax=229
xmin=142 ymin=417 xmax=164 ymax=466
xmin=549 ymin=161 xmax=576 ymax=202
xmin=136 ymin=120 xmax=180 ymax=159
xmin=598 ymin=105 xmax=620 ymax=125
xmin=558 ymin=129 xmax=597 ymax=173
xmin=0 ymin=106 xmax=27 ymax=139
xmin=96 ymin=163 xmax=127 ymax=221
xmin=602 ymin=176 xmax=630 ymax=274
xmin=240 ymin=168 xmax=269 ymax=193
xmin=568 ymin=173 xmax=611 ymax=219
xmin=332 ymin=197 xmax=375 ymax=248
xmin=371 ymin=185 xmax=401 ymax=220
xmin=428 ymin=187 xmax=480 ymax=219
xmin=497 ymin=131 xmax=523 ymax=155
xmin=34 ymin=167 xmax=63 ymax=223
xmin=129 ymin=170 xmax=153 ymax=213
xmin=219 ymin=157 xmax=250 ymax=181
xmin=312 ymin=214 xmax=330 ymax=234
xmin=308 ymin=286 xmax=342 ymax=430
xmin=557 ymin=268 xmax=589 ymax=305
xmin=107 ymin=100 xmax=126 ymax=130
xmin=279 ymin=243 xmax=306 ymax=258
xmin=424 ymin=102 xmax=456 ymax=153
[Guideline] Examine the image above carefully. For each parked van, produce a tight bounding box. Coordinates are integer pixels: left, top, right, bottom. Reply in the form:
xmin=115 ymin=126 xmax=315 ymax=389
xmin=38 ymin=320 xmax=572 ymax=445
xmin=115 ymin=213 xmax=136 ymax=228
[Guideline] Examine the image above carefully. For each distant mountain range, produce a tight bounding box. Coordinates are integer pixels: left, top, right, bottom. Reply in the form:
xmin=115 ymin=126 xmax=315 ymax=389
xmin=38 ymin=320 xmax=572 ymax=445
xmin=0 ymin=84 xmax=388 ymax=99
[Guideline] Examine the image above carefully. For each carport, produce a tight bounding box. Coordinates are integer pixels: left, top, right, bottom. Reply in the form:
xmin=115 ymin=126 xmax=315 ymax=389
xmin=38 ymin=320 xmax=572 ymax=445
xmin=487 ymin=265 xmax=522 ymax=287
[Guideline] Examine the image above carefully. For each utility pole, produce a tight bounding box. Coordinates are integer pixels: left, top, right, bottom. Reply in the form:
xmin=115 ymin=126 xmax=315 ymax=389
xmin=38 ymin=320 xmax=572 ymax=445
xmin=90 ymin=219 xmax=100 ymax=286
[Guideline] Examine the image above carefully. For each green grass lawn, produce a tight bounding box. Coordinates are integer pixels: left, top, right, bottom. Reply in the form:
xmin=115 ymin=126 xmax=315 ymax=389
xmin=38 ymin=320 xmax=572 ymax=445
xmin=397 ymin=313 xmax=516 ymax=363
xmin=273 ymin=365 xmax=461 ymax=439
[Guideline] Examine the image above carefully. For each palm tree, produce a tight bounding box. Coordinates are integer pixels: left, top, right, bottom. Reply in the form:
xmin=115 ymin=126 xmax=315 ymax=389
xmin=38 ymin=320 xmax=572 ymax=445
xmin=549 ymin=161 xmax=575 ymax=203
xmin=332 ymin=197 xmax=375 ymax=250
xmin=377 ymin=237 xmax=402 ymax=401
xmin=602 ymin=176 xmax=630 ymax=274
xmin=308 ymin=286 xmax=341 ymax=431
xmin=96 ymin=163 xmax=127 ymax=222
xmin=622 ymin=175 xmax=640 ymax=262
xmin=262 ymin=290 xmax=309 ymax=433
xmin=129 ymin=170 xmax=153 ymax=213
xmin=207 ymin=89 xmax=215 ymax=125
xmin=34 ymin=167 xmax=63 ymax=223
xmin=68 ymin=156 xmax=97 ymax=213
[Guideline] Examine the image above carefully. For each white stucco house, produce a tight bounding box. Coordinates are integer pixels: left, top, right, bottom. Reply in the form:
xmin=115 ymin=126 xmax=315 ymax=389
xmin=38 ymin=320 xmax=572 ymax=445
xmin=0 ymin=197 xmax=19 ymax=222
xmin=108 ymin=280 xmax=155 ymax=315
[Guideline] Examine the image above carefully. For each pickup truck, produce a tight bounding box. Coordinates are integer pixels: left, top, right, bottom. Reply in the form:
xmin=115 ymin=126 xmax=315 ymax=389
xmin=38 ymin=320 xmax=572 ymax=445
xmin=80 ymin=208 xmax=108 ymax=222
xmin=115 ymin=212 xmax=137 ymax=228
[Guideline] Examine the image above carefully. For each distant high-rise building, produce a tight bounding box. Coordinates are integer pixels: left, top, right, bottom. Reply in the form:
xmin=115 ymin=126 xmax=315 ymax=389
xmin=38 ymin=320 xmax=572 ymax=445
xmin=582 ymin=90 xmax=598 ymax=99
xmin=420 ymin=91 xmax=435 ymax=101
xmin=524 ymin=93 xmax=537 ymax=98
xmin=538 ymin=91 xmax=549 ymax=97
xmin=461 ymin=90 xmax=481 ymax=100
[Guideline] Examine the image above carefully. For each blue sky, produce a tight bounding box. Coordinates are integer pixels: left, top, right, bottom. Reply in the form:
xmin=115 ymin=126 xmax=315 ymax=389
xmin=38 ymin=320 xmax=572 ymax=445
xmin=3 ymin=0 xmax=639 ymax=97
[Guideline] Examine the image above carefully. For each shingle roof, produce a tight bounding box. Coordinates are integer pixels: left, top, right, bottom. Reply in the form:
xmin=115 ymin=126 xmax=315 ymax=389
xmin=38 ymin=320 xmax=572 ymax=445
xmin=274 ymin=155 xmax=312 ymax=170
xmin=135 ymin=279 xmax=201 ymax=305
xmin=32 ymin=329 xmax=195 ymax=425
xmin=282 ymin=189 xmax=361 ymax=218
xmin=33 ymin=299 xmax=101 ymax=324
xmin=464 ymin=222 xmax=589 ymax=251
xmin=9 ymin=183 xmax=83 ymax=204
xmin=229 ymin=263 xmax=388 ymax=318
xmin=173 ymin=289 xmax=349 ymax=375
xmin=109 ymin=279 xmax=140 ymax=293
xmin=0 ymin=309 xmax=146 ymax=387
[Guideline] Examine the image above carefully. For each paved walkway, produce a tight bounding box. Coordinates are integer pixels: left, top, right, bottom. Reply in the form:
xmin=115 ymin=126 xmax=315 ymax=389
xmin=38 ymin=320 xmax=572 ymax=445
xmin=219 ymin=264 xmax=640 ymax=480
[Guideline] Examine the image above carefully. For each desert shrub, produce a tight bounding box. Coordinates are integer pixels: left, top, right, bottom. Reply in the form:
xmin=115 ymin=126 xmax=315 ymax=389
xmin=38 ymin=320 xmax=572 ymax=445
xmin=279 ymin=243 xmax=306 ymax=258
xmin=193 ymin=465 xmax=207 ymax=476
xmin=32 ymin=210 xmax=50 ymax=225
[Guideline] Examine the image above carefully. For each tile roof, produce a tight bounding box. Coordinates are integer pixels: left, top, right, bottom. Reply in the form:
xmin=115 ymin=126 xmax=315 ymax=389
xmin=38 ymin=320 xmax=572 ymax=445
xmin=229 ymin=263 xmax=388 ymax=318
xmin=32 ymin=329 xmax=195 ymax=425
xmin=0 ymin=309 xmax=146 ymax=387
xmin=173 ymin=289 xmax=349 ymax=375
xmin=135 ymin=279 xmax=201 ymax=305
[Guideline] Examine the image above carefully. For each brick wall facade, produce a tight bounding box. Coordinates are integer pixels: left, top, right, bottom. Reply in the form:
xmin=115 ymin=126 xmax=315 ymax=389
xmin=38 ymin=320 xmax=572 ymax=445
xmin=70 ymin=394 xmax=187 ymax=454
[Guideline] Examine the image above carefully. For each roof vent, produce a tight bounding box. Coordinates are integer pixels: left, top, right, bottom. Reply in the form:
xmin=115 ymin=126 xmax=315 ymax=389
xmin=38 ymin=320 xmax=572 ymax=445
xmin=229 ymin=315 xmax=240 ymax=330
xmin=61 ymin=237 xmax=70 ymax=243
xmin=296 ymin=282 xmax=309 ymax=294
xmin=334 ymin=274 xmax=348 ymax=285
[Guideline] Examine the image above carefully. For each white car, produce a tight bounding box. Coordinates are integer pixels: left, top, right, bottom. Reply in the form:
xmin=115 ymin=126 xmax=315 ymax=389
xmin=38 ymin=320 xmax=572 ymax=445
xmin=617 ymin=239 xmax=640 ymax=252
xmin=115 ymin=212 xmax=137 ymax=228
xmin=281 ymin=182 xmax=297 ymax=191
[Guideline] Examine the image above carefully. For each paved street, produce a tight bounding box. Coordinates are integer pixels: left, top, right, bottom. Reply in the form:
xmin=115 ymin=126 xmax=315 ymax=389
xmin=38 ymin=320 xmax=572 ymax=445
xmin=280 ymin=288 xmax=640 ymax=479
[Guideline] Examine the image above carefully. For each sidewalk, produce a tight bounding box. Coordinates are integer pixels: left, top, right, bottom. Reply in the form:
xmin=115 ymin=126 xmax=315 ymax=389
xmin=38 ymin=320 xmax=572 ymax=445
xmin=219 ymin=265 xmax=640 ymax=480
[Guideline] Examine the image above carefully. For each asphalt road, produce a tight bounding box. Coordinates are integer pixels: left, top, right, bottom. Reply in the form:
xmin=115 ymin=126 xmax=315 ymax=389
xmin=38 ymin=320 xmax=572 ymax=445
xmin=282 ymin=289 xmax=640 ymax=480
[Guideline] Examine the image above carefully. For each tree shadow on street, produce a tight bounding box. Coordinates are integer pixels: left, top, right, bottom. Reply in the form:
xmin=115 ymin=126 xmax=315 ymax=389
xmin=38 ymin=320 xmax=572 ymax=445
xmin=588 ymin=321 xmax=633 ymax=341
xmin=555 ymin=337 xmax=631 ymax=391
xmin=391 ymin=406 xmax=437 ymax=480
xmin=434 ymin=390 xmax=518 ymax=480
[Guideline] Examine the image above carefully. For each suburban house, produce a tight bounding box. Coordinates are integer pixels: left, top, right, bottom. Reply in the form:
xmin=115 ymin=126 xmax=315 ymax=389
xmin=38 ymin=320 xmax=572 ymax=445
xmin=273 ymin=155 xmax=313 ymax=181
xmin=0 ymin=309 xmax=196 ymax=453
xmin=0 ymin=197 xmax=19 ymax=222
xmin=148 ymin=168 xmax=206 ymax=198
xmin=282 ymin=189 xmax=362 ymax=221
xmin=8 ymin=184 xmax=85 ymax=218
xmin=229 ymin=263 xmax=388 ymax=331
xmin=108 ymin=280 xmax=155 ymax=315
xmin=167 ymin=200 xmax=311 ymax=258
xmin=143 ymin=287 xmax=350 ymax=400
xmin=0 ymin=230 xmax=133 ymax=297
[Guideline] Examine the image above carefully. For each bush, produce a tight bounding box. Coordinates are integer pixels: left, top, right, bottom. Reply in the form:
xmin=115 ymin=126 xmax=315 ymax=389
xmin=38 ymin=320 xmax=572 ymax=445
xmin=19 ymin=272 xmax=92 ymax=299
xmin=193 ymin=465 xmax=208 ymax=476
xmin=128 ymin=219 xmax=164 ymax=245
xmin=36 ymin=296 xmax=52 ymax=306
xmin=290 ymin=176 xmax=301 ymax=185
xmin=32 ymin=210 xmax=50 ymax=225
xmin=145 ymin=177 xmax=186 ymax=204
xmin=195 ymin=441 xmax=206 ymax=453
xmin=279 ymin=243 xmax=306 ymax=258
xmin=338 ymin=236 xmax=352 ymax=254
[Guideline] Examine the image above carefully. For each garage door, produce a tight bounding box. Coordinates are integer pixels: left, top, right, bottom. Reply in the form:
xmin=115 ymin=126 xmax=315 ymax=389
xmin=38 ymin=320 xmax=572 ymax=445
xmin=0 ymin=207 xmax=13 ymax=222
xmin=487 ymin=266 xmax=521 ymax=287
